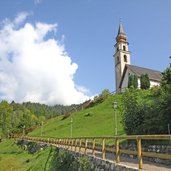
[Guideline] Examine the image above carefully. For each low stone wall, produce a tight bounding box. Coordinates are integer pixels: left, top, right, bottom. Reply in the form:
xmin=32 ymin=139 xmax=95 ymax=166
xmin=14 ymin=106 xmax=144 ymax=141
xmin=118 ymin=144 xmax=171 ymax=165
xmin=64 ymin=149 xmax=138 ymax=171
xmin=17 ymin=139 xmax=138 ymax=171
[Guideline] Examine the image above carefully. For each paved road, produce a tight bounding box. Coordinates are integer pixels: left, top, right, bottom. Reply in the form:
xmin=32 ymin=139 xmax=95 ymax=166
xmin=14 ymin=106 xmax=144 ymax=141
xmin=64 ymin=145 xmax=171 ymax=171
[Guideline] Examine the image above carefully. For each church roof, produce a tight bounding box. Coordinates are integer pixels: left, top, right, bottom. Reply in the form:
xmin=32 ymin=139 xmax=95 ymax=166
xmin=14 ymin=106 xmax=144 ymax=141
xmin=119 ymin=64 xmax=162 ymax=88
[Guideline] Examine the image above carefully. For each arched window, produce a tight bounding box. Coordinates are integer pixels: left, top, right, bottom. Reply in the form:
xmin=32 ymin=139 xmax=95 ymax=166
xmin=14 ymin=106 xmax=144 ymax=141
xmin=124 ymin=55 xmax=127 ymax=62
xmin=123 ymin=46 xmax=126 ymax=51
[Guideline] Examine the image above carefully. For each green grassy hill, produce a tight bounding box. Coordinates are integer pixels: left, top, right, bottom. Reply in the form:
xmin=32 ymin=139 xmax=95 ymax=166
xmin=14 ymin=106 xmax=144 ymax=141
xmin=29 ymin=89 xmax=155 ymax=138
xmin=29 ymin=94 xmax=125 ymax=138
xmin=0 ymin=139 xmax=54 ymax=171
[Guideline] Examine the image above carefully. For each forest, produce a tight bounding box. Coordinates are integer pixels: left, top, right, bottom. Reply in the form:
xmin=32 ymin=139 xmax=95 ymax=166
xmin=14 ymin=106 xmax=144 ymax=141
xmin=0 ymin=100 xmax=80 ymax=137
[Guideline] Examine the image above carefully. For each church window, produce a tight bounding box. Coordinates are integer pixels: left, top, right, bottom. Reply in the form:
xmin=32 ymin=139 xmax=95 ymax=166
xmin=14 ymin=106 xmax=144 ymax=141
xmin=123 ymin=46 xmax=126 ymax=51
xmin=117 ymin=47 xmax=119 ymax=51
xmin=124 ymin=55 xmax=127 ymax=62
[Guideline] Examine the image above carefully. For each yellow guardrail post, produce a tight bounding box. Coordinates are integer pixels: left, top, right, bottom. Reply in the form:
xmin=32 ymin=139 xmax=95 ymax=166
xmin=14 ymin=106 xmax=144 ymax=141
xmin=102 ymin=138 xmax=106 ymax=159
xmin=68 ymin=139 xmax=70 ymax=149
xmin=75 ymin=139 xmax=77 ymax=152
xmin=115 ymin=138 xmax=120 ymax=163
xmin=85 ymin=139 xmax=88 ymax=154
xmin=71 ymin=139 xmax=74 ymax=151
xmin=137 ymin=137 xmax=143 ymax=169
xmin=92 ymin=138 xmax=95 ymax=156
xmin=79 ymin=139 xmax=82 ymax=152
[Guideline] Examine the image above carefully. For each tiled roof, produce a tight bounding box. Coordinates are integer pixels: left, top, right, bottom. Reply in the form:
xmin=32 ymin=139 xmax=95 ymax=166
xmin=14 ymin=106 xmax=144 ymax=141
xmin=119 ymin=64 xmax=162 ymax=88
xmin=126 ymin=64 xmax=162 ymax=81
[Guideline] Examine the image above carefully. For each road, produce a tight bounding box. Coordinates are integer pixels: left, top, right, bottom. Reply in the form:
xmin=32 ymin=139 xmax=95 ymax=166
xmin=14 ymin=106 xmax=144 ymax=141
xmin=62 ymin=144 xmax=171 ymax=171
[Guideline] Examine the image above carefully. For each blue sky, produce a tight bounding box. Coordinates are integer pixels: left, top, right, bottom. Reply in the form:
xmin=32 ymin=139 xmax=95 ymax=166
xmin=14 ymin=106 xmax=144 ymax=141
xmin=0 ymin=0 xmax=171 ymax=105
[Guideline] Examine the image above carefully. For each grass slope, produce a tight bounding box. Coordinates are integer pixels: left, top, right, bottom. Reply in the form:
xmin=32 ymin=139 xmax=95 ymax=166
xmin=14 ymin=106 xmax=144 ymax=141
xmin=29 ymin=90 xmax=154 ymax=138
xmin=0 ymin=139 xmax=54 ymax=171
xmin=29 ymin=94 xmax=125 ymax=138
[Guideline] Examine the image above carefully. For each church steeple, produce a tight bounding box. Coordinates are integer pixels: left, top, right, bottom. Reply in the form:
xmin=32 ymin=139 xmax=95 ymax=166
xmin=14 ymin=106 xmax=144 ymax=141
xmin=114 ymin=21 xmax=131 ymax=92
xmin=116 ymin=21 xmax=127 ymax=43
xmin=118 ymin=21 xmax=125 ymax=35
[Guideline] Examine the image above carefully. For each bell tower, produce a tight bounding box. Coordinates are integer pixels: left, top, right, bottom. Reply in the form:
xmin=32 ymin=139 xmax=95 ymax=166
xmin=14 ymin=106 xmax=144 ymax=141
xmin=114 ymin=22 xmax=131 ymax=92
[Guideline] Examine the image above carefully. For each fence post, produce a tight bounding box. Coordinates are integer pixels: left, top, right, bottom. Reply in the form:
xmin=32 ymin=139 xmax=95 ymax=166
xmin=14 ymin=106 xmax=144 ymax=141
xmin=92 ymin=138 xmax=95 ymax=156
xmin=115 ymin=138 xmax=120 ymax=163
xmin=68 ymin=139 xmax=70 ymax=149
xmin=71 ymin=139 xmax=74 ymax=151
xmin=102 ymin=138 xmax=106 ymax=159
xmin=75 ymin=139 xmax=77 ymax=152
xmin=137 ymin=137 xmax=143 ymax=169
xmin=57 ymin=139 xmax=59 ymax=147
xmin=79 ymin=139 xmax=82 ymax=152
xmin=85 ymin=139 xmax=88 ymax=154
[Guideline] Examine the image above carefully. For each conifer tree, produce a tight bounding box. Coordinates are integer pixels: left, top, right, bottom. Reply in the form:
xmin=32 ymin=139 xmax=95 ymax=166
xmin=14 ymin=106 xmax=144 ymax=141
xmin=140 ymin=74 xmax=150 ymax=89
xmin=128 ymin=75 xmax=138 ymax=89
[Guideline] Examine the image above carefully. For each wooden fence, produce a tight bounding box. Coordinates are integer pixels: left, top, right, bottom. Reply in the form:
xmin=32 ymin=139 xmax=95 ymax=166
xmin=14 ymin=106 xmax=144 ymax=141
xmin=20 ymin=135 xmax=171 ymax=169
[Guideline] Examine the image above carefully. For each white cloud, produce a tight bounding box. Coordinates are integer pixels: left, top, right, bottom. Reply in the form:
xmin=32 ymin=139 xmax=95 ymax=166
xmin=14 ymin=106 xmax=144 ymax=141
xmin=14 ymin=12 xmax=30 ymax=25
xmin=34 ymin=0 xmax=42 ymax=5
xmin=0 ymin=13 xmax=90 ymax=105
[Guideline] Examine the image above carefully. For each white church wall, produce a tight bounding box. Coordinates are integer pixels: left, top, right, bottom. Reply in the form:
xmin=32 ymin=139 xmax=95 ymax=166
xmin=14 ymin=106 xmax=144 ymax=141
xmin=121 ymin=69 xmax=134 ymax=89
xmin=121 ymin=69 xmax=160 ymax=90
xmin=150 ymin=80 xmax=160 ymax=87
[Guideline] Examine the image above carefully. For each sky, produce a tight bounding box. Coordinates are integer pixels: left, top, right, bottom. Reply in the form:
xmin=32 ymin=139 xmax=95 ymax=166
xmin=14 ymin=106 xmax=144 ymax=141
xmin=0 ymin=0 xmax=171 ymax=105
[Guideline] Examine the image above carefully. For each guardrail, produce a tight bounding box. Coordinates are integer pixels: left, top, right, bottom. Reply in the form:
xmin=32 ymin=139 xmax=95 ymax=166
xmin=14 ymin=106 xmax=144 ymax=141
xmin=20 ymin=135 xmax=171 ymax=169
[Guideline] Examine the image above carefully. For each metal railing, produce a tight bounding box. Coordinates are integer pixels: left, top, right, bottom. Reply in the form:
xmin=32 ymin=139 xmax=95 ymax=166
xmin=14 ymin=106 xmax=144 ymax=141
xmin=20 ymin=135 xmax=171 ymax=169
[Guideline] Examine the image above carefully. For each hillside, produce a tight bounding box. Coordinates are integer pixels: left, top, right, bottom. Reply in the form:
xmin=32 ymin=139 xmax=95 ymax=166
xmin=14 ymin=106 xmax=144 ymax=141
xmin=0 ymin=139 xmax=54 ymax=171
xmin=28 ymin=90 xmax=154 ymax=138
xmin=29 ymin=94 xmax=124 ymax=138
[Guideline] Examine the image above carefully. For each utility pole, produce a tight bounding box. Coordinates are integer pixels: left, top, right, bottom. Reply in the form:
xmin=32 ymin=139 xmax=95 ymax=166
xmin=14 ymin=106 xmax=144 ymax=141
xmin=22 ymin=125 xmax=25 ymax=137
xmin=168 ymin=123 xmax=171 ymax=144
xmin=41 ymin=121 xmax=43 ymax=136
xmin=70 ymin=117 xmax=73 ymax=138
xmin=113 ymin=101 xmax=118 ymax=136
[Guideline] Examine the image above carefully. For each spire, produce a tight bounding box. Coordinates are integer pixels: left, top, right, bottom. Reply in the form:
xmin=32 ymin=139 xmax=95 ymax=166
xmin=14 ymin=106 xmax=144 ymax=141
xmin=117 ymin=20 xmax=125 ymax=35
xmin=116 ymin=20 xmax=127 ymax=43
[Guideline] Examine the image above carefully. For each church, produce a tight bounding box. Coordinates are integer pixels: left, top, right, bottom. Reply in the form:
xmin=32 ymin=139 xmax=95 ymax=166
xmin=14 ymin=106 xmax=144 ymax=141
xmin=114 ymin=22 xmax=162 ymax=92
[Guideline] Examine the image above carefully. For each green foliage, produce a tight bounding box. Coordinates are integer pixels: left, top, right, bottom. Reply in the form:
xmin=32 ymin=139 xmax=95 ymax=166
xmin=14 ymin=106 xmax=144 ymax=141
xmin=121 ymin=67 xmax=171 ymax=135
xmin=0 ymin=101 xmax=13 ymax=137
xmin=29 ymin=94 xmax=125 ymax=137
xmin=128 ymin=75 xmax=138 ymax=89
xmin=0 ymin=139 xmax=54 ymax=171
xmin=161 ymin=67 xmax=171 ymax=88
xmin=88 ymin=89 xmax=110 ymax=108
xmin=78 ymin=156 xmax=89 ymax=171
xmin=50 ymin=149 xmax=76 ymax=171
xmin=23 ymin=102 xmax=81 ymax=119
xmin=128 ymin=75 xmax=134 ymax=88
xmin=121 ymin=89 xmax=149 ymax=134
xmin=140 ymin=74 xmax=150 ymax=89
xmin=0 ymin=101 xmax=39 ymax=137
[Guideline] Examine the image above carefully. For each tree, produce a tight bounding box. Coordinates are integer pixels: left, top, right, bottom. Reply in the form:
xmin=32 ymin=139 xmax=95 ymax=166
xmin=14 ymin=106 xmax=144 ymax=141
xmin=128 ymin=75 xmax=134 ymax=88
xmin=121 ymin=89 xmax=146 ymax=135
xmin=0 ymin=101 xmax=13 ymax=137
xmin=128 ymin=75 xmax=138 ymax=89
xmin=161 ymin=67 xmax=171 ymax=87
xmin=140 ymin=74 xmax=150 ymax=89
xmin=133 ymin=75 xmax=138 ymax=89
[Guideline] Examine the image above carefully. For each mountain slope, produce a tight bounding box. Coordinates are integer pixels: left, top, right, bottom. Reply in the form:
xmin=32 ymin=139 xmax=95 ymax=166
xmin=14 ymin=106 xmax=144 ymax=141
xmin=29 ymin=94 xmax=124 ymax=138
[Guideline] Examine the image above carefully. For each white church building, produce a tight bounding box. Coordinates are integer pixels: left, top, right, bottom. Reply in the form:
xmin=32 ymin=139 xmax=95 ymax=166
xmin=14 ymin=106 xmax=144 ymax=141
xmin=114 ymin=22 xmax=161 ymax=92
